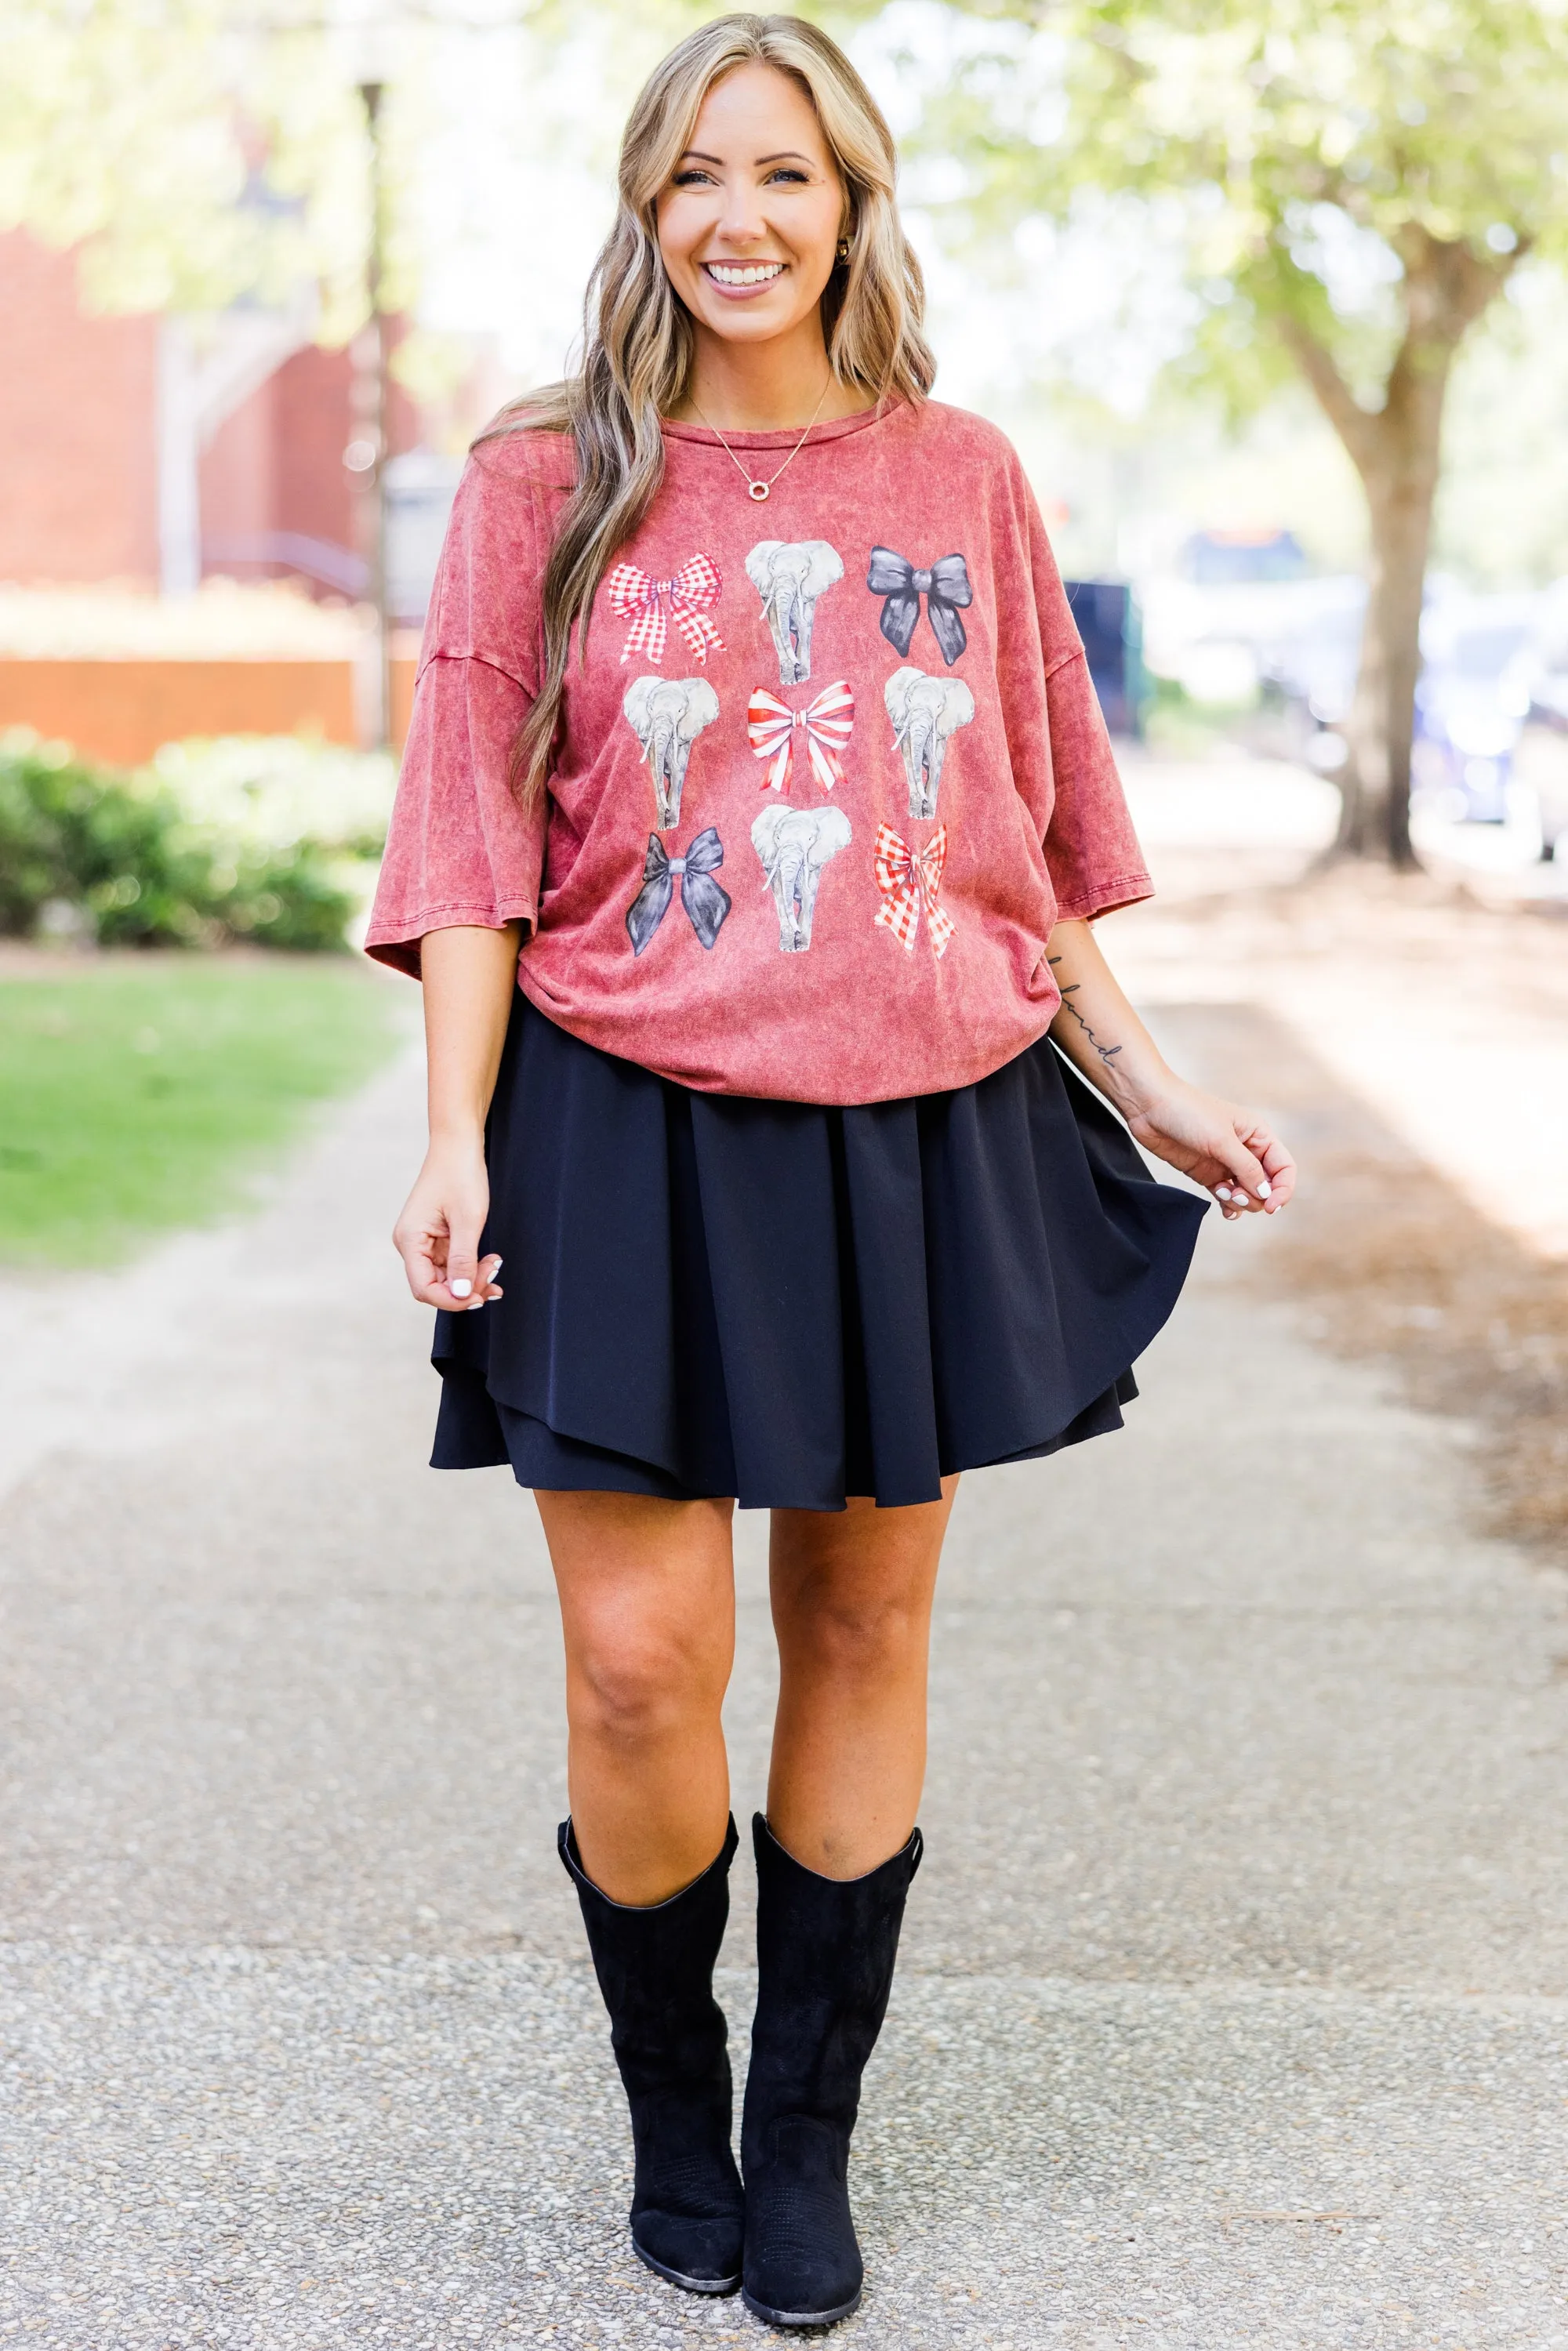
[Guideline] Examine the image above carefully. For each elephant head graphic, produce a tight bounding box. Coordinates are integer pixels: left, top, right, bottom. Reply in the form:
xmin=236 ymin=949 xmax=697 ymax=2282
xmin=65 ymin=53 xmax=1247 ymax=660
xmin=750 ymin=803 xmax=852 ymax=953
xmin=745 ymin=539 xmax=844 ymax=688
xmin=883 ymin=666 xmax=975 ymax=820
xmin=622 ymin=674 xmax=720 ymax=830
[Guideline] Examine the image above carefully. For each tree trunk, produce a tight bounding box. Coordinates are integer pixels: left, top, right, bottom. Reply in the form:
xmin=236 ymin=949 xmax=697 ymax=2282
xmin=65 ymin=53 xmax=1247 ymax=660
xmin=1338 ymin=444 xmax=1443 ymax=866
xmin=1281 ymin=231 xmax=1512 ymax=865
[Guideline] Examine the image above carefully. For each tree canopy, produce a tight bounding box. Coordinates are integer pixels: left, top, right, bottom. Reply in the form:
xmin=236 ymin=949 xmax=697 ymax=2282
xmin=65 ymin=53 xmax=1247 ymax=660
xmin=10 ymin=0 xmax=1568 ymax=856
xmin=925 ymin=0 xmax=1568 ymax=853
xmin=0 ymin=0 xmax=709 ymax=331
xmin=0 ymin=0 xmax=424 ymax=332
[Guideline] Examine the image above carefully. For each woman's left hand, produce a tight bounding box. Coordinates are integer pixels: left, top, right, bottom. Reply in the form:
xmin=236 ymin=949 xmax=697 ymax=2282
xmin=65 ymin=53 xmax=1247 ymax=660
xmin=1125 ymin=1079 xmax=1297 ymax=1221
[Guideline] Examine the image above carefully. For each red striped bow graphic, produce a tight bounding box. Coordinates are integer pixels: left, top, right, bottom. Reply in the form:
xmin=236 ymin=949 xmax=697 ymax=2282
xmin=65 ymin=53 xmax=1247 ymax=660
xmin=605 ymin=555 xmax=725 ymax=666
xmin=873 ymin=822 xmax=955 ymax=958
xmin=746 ymin=680 xmax=855 ymax=793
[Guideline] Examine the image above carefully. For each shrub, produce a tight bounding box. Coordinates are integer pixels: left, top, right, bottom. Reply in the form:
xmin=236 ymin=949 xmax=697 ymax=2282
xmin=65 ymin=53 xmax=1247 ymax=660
xmin=146 ymin=735 xmax=395 ymax=862
xmin=0 ymin=731 xmax=373 ymax=951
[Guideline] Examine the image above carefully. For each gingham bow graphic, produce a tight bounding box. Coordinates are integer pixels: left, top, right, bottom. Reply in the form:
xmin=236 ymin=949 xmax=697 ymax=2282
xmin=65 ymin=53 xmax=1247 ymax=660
xmin=873 ymin=821 xmax=955 ymax=958
xmin=605 ymin=555 xmax=725 ymax=666
xmin=746 ymin=680 xmax=855 ymax=793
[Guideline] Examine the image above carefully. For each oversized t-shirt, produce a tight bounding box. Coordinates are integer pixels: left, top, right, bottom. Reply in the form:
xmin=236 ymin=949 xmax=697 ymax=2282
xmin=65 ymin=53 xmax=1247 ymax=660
xmin=365 ymin=397 xmax=1152 ymax=1105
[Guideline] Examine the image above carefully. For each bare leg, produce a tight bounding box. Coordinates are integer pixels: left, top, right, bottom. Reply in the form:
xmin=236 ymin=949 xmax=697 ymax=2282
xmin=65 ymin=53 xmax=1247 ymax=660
xmin=765 ymin=1478 xmax=958 ymax=1878
xmin=534 ymin=1490 xmax=736 ymax=1906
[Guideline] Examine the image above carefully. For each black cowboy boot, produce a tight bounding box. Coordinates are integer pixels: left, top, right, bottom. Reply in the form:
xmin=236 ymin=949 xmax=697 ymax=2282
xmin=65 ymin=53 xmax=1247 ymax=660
xmin=741 ymin=1812 xmax=924 ymax=2328
xmin=559 ymin=1816 xmax=745 ymax=2294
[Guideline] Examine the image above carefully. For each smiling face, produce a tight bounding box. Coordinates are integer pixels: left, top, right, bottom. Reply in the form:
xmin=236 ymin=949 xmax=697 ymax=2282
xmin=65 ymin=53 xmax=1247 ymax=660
xmin=655 ymin=62 xmax=847 ymax=357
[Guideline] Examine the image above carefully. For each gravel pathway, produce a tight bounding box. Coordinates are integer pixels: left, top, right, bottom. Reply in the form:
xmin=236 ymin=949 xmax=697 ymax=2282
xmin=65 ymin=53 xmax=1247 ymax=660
xmin=2 ymin=1037 xmax=1566 ymax=2347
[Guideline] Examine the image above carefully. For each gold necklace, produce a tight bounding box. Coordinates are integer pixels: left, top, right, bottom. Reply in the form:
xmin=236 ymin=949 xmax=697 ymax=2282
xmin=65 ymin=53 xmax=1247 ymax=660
xmin=690 ymin=378 xmax=833 ymax=502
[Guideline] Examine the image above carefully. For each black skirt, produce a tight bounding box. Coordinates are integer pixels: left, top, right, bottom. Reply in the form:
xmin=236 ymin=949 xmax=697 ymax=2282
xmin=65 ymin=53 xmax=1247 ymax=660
xmin=431 ymin=993 xmax=1206 ymax=1511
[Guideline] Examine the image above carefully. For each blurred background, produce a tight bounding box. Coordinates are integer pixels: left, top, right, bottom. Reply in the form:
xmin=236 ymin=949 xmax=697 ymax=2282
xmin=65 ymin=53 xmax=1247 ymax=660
xmin=5 ymin=16 xmax=1568 ymax=2338
xmin=2 ymin=0 xmax=1567 ymax=1538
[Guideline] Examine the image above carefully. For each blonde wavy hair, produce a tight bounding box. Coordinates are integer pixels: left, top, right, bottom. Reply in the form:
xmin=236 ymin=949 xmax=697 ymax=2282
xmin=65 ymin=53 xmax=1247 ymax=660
xmin=482 ymin=11 xmax=935 ymax=807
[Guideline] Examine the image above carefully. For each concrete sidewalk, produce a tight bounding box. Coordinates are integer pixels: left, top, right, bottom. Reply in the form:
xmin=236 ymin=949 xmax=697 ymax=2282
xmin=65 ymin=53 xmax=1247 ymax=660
xmin=2 ymin=1041 xmax=1566 ymax=2348
xmin=1119 ymin=753 xmax=1568 ymax=1261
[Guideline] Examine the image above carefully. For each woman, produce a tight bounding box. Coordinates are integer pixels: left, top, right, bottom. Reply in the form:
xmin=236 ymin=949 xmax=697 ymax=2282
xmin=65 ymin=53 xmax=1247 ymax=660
xmin=368 ymin=13 xmax=1294 ymax=2330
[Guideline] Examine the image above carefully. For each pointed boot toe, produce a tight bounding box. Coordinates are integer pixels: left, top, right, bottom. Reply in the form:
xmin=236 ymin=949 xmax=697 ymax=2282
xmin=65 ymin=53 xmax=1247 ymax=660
xmin=627 ymin=2090 xmax=744 ymax=2291
xmin=740 ymin=2113 xmax=862 ymax=2326
xmin=561 ymin=1818 xmax=745 ymax=2298
xmin=740 ymin=1815 xmax=923 ymax=2330
xmin=631 ymin=2200 xmax=743 ymax=2295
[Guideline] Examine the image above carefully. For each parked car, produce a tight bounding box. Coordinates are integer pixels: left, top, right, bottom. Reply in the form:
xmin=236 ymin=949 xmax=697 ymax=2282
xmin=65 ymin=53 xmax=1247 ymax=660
xmin=1177 ymin=528 xmax=1310 ymax=587
xmin=1510 ymin=614 xmax=1568 ymax=858
xmin=1254 ymin=575 xmax=1367 ymax=769
xmin=1138 ymin=530 xmax=1364 ymax=731
xmin=1410 ymin=595 xmax=1541 ymax=825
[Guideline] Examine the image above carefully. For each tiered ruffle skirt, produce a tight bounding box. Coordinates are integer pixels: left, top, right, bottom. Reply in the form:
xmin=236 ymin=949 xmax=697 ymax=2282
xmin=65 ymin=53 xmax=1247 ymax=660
xmin=431 ymin=994 xmax=1205 ymax=1511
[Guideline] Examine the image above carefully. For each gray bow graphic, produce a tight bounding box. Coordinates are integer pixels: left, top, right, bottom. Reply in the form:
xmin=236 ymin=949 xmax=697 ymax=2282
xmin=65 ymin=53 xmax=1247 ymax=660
xmin=626 ymin=826 xmax=731 ymax=957
xmin=866 ymin=547 xmax=972 ymax=666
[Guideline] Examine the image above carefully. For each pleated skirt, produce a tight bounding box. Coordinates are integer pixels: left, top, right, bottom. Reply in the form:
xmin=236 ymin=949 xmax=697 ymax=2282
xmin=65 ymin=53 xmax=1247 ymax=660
xmin=430 ymin=992 xmax=1206 ymax=1511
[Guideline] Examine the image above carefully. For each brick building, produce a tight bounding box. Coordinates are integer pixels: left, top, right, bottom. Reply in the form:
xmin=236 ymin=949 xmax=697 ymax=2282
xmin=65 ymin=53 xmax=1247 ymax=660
xmin=1 ymin=233 xmax=162 ymax=585
xmin=0 ymin=230 xmax=421 ymax=603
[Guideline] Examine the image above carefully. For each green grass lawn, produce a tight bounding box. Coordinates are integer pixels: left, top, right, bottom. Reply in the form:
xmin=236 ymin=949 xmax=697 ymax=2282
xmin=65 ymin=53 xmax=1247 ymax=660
xmin=0 ymin=959 xmax=410 ymax=1267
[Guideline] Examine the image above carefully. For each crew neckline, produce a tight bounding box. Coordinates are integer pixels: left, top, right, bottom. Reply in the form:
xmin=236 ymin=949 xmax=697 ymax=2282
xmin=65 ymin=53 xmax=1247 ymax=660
xmin=659 ymin=398 xmax=898 ymax=452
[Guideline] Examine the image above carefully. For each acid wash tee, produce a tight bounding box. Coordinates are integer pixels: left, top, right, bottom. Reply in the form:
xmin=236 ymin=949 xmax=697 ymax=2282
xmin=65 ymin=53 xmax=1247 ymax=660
xmin=365 ymin=397 xmax=1152 ymax=1106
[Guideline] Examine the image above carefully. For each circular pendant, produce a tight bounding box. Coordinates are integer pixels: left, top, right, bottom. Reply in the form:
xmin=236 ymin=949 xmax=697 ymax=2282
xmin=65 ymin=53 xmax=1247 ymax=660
xmin=748 ymin=480 xmax=770 ymax=501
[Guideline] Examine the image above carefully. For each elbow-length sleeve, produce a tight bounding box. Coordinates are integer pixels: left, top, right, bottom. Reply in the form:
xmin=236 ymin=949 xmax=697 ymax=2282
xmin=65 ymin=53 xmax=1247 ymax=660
xmin=365 ymin=441 xmax=551 ymax=978
xmin=997 ymin=454 xmax=1153 ymax=923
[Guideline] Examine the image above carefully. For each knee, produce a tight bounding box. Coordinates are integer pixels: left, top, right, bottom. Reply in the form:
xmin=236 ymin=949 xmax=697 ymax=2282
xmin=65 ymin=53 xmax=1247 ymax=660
xmin=782 ymin=1585 xmax=929 ymax=1685
xmin=568 ymin=1619 xmax=726 ymax=1753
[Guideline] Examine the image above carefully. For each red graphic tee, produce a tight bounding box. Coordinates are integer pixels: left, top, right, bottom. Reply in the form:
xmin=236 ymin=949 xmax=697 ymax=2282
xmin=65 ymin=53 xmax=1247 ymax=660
xmin=366 ymin=399 xmax=1152 ymax=1105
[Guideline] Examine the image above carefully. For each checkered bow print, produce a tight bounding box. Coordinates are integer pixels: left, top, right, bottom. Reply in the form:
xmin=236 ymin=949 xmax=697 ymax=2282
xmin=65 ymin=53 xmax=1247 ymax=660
xmin=746 ymin=680 xmax=855 ymax=793
xmin=873 ymin=822 xmax=955 ymax=957
xmin=605 ymin=555 xmax=725 ymax=666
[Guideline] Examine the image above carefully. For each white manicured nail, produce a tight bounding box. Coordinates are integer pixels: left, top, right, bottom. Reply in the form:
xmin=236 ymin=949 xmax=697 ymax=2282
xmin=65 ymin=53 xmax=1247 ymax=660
xmin=1257 ymin=1181 xmax=1271 ymax=1198
xmin=486 ymin=1257 xmax=503 ymax=1275
xmin=1215 ymin=1185 xmax=1232 ymax=1200
xmin=466 ymin=1299 xmax=485 ymax=1311
xmin=451 ymin=1278 xmax=473 ymax=1298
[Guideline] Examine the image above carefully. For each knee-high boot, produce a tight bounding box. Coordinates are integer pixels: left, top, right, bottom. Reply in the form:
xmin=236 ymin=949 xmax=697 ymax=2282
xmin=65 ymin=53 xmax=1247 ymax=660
xmin=741 ymin=1812 xmax=923 ymax=2328
xmin=558 ymin=1816 xmax=746 ymax=2294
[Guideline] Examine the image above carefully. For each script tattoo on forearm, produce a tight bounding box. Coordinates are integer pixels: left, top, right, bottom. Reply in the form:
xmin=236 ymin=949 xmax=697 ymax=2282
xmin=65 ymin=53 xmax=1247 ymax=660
xmin=1048 ymin=956 xmax=1123 ymax=1069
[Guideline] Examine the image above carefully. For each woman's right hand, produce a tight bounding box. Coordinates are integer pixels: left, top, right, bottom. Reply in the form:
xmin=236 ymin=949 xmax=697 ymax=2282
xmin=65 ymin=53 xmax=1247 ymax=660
xmin=392 ymin=1131 xmax=505 ymax=1312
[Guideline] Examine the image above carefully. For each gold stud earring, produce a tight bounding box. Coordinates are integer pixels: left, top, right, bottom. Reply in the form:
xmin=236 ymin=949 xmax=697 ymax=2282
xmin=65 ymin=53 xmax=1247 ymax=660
xmin=837 ymin=238 xmax=851 ymax=262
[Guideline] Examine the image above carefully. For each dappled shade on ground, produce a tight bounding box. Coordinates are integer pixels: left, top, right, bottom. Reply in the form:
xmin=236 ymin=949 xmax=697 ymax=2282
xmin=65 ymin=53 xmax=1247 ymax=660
xmin=1160 ymin=999 xmax=1568 ymax=1562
